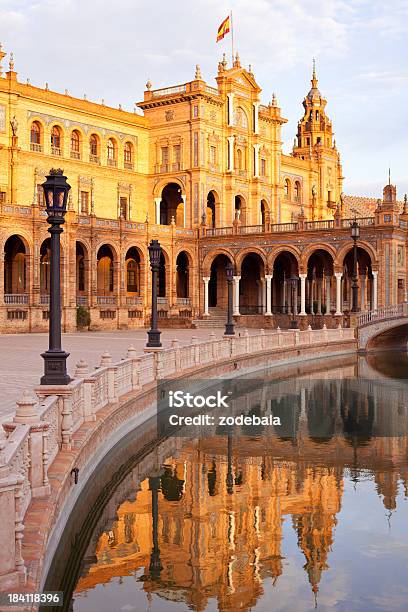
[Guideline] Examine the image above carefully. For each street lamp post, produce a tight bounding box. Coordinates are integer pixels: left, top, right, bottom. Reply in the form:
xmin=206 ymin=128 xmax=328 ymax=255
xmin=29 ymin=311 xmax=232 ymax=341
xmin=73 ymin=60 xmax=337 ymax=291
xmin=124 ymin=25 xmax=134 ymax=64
xmin=40 ymin=169 xmax=71 ymax=386
xmin=289 ymin=275 xmax=299 ymax=329
xmin=225 ymin=261 xmax=235 ymax=336
xmin=146 ymin=239 xmax=162 ymax=348
xmin=351 ymin=219 xmax=360 ymax=312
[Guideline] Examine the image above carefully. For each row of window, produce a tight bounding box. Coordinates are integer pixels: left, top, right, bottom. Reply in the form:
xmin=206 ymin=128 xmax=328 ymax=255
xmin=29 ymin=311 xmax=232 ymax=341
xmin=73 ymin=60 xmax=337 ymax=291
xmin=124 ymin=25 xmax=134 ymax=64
xmin=30 ymin=122 xmax=135 ymax=168
xmin=35 ymin=184 xmax=129 ymax=218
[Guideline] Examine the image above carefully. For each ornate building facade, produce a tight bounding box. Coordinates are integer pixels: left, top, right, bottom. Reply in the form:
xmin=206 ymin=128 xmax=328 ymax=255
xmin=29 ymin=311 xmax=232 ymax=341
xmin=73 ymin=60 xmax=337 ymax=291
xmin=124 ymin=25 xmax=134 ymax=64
xmin=0 ymin=44 xmax=406 ymax=332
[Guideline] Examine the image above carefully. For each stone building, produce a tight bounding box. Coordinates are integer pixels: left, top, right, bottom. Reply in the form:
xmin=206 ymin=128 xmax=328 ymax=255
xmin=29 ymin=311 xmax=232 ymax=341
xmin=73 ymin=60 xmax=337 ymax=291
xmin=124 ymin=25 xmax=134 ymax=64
xmin=0 ymin=43 xmax=406 ymax=332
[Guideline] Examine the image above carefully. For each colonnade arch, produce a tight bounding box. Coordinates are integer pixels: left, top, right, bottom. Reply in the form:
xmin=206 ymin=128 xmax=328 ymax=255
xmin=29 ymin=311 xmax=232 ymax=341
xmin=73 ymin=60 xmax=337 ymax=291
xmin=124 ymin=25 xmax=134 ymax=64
xmin=4 ymin=235 xmax=28 ymax=297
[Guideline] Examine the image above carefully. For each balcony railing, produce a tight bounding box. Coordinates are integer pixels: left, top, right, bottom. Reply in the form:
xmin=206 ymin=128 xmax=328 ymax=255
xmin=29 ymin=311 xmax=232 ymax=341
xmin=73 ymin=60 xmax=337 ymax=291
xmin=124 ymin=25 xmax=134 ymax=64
xmin=341 ymin=217 xmax=375 ymax=228
xmin=205 ymin=85 xmax=219 ymax=95
xmin=305 ymin=220 xmax=334 ymax=230
xmin=40 ymin=294 xmax=50 ymax=305
xmin=271 ymin=222 xmax=298 ymax=232
xmin=238 ymin=225 xmax=263 ymax=235
xmin=176 ymin=297 xmax=191 ymax=305
xmin=97 ymin=296 xmax=117 ymax=305
xmin=205 ymin=227 xmax=233 ymax=237
xmin=126 ymin=296 xmax=143 ymax=305
xmin=51 ymin=146 xmax=62 ymax=156
xmin=70 ymin=150 xmax=81 ymax=160
xmin=76 ymin=296 xmax=88 ymax=306
xmin=151 ymin=84 xmax=187 ymax=98
xmin=89 ymin=154 xmax=101 ymax=164
xmin=124 ymin=161 xmax=133 ymax=170
xmin=157 ymin=297 xmax=168 ymax=305
xmin=107 ymin=158 xmax=117 ymax=167
xmin=4 ymin=294 xmax=28 ymax=305
xmin=30 ymin=143 xmax=43 ymax=152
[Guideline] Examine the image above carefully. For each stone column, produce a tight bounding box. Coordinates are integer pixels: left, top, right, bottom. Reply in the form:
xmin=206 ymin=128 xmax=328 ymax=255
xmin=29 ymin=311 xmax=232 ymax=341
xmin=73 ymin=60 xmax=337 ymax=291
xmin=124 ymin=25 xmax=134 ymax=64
xmin=316 ymin=278 xmax=322 ymax=314
xmin=227 ymin=136 xmax=234 ymax=172
xmin=372 ymin=270 xmax=378 ymax=311
xmin=299 ymin=273 xmax=307 ymax=315
xmin=283 ymin=278 xmax=287 ymax=313
xmin=265 ymin=274 xmax=272 ymax=315
xmin=203 ymin=276 xmax=210 ymax=316
xmin=154 ymin=197 xmax=161 ymax=225
xmin=259 ymin=278 xmax=265 ymax=313
xmin=253 ymin=143 xmax=260 ymax=178
xmin=253 ymin=101 xmax=260 ymax=134
xmin=233 ymin=275 xmax=241 ymax=316
xmin=325 ymin=275 xmax=331 ymax=315
xmin=360 ymin=273 xmax=366 ymax=311
xmin=227 ymin=93 xmax=234 ymax=126
xmin=334 ymin=272 xmax=343 ymax=316
xmin=181 ymin=194 xmax=186 ymax=228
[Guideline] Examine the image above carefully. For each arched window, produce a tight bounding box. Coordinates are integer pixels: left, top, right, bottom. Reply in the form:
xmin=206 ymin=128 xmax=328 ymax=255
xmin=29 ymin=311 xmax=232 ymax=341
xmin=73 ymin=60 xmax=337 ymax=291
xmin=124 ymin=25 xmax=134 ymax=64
xmin=127 ymin=260 xmax=138 ymax=293
xmin=30 ymin=122 xmax=41 ymax=149
xmin=294 ymin=181 xmax=301 ymax=202
xmin=284 ymin=178 xmax=291 ymax=199
xmin=70 ymin=130 xmax=80 ymax=159
xmin=51 ymin=126 xmax=61 ymax=154
xmin=89 ymin=134 xmax=99 ymax=162
xmin=107 ymin=138 xmax=116 ymax=166
xmin=124 ymin=142 xmax=133 ymax=169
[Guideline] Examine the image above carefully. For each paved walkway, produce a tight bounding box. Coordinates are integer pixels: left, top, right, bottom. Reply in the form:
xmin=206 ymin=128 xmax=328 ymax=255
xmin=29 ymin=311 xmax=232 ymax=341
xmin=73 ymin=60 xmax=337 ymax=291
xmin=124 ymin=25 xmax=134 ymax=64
xmin=0 ymin=327 xmax=242 ymax=420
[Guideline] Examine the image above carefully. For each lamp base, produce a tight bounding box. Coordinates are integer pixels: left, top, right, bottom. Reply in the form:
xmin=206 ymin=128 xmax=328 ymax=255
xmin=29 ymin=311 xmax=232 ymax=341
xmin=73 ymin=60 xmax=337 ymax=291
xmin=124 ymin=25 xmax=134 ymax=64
xmin=41 ymin=350 xmax=71 ymax=385
xmin=224 ymin=323 xmax=235 ymax=336
xmin=146 ymin=329 xmax=162 ymax=348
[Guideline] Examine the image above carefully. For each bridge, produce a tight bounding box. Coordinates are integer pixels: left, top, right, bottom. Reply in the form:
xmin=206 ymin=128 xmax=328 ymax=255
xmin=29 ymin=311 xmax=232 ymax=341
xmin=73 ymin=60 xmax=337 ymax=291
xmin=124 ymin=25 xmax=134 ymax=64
xmin=0 ymin=326 xmax=355 ymax=599
xmin=354 ymin=303 xmax=408 ymax=351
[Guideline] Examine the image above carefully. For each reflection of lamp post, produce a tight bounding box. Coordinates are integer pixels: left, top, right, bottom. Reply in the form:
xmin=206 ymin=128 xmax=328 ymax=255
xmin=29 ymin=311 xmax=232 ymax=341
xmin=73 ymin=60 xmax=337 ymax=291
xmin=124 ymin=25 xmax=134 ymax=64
xmin=225 ymin=261 xmax=235 ymax=336
xmin=351 ymin=219 xmax=360 ymax=312
xmin=146 ymin=239 xmax=162 ymax=348
xmin=226 ymin=432 xmax=234 ymax=494
xmin=149 ymin=476 xmax=163 ymax=579
xmin=40 ymin=169 xmax=71 ymax=385
xmin=289 ymin=275 xmax=299 ymax=329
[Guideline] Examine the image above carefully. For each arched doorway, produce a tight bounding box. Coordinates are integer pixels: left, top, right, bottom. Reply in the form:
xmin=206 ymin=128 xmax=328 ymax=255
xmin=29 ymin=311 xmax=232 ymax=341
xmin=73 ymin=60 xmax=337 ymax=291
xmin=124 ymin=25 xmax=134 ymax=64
xmin=97 ymin=245 xmax=115 ymax=297
xmin=160 ymin=183 xmax=184 ymax=226
xmin=209 ymin=254 xmax=232 ymax=309
xmin=176 ymin=251 xmax=189 ymax=299
xmin=4 ymin=235 xmax=27 ymax=301
xmin=260 ymin=200 xmax=268 ymax=226
xmin=240 ymin=253 xmax=265 ymax=314
xmin=206 ymin=191 xmax=216 ymax=228
xmin=76 ymin=242 xmax=88 ymax=305
xmin=272 ymin=251 xmax=299 ymax=314
xmin=125 ymin=247 xmax=141 ymax=301
xmin=343 ymin=247 xmax=373 ymax=311
xmin=306 ymin=249 xmax=334 ymax=315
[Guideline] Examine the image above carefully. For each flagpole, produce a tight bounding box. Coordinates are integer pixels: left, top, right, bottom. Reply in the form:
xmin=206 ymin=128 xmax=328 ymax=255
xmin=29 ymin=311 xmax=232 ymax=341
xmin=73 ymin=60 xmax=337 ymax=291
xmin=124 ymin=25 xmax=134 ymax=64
xmin=230 ymin=10 xmax=234 ymax=65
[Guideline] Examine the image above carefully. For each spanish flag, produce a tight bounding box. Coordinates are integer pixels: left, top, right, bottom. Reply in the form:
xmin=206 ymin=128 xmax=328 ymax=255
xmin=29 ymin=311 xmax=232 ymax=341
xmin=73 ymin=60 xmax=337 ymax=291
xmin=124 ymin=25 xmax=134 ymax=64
xmin=217 ymin=15 xmax=230 ymax=42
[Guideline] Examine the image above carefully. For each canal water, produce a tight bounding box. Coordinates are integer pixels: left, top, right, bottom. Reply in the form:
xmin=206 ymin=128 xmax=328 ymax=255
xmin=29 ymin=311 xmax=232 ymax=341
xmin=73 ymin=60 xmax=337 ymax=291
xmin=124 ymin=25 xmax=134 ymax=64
xmin=43 ymin=352 xmax=408 ymax=612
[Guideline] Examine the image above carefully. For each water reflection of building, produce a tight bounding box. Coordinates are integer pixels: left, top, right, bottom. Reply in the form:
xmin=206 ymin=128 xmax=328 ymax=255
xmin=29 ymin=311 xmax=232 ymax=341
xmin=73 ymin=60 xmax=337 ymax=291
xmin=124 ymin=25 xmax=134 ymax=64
xmin=74 ymin=378 xmax=408 ymax=610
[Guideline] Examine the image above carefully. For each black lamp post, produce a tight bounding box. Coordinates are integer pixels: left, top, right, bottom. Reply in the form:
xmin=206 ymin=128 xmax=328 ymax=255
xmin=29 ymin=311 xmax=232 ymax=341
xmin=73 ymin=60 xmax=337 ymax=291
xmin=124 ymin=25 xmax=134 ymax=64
xmin=351 ymin=219 xmax=360 ymax=312
xmin=225 ymin=261 xmax=235 ymax=336
xmin=289 ymin=275 xmax=299 ymax=329
xmin=40 ymin=169 xmax=71 ymax=385
xmin=146 ymin=239 xmax=162 ymax=348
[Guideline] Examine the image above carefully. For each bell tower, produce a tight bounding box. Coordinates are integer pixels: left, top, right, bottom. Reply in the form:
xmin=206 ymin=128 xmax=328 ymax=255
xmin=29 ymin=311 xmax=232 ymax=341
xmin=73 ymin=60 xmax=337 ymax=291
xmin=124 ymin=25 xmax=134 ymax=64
xmin=294 ymin=60 xmax=334 ymax=156
xmin=293 ymin=61 xmax=343 ymax=216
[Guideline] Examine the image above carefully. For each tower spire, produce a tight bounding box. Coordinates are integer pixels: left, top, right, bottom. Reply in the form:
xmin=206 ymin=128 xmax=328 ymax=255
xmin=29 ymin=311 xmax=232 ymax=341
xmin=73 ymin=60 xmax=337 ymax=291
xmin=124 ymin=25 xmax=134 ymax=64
xmin=311 ymin=58 xmax=318 ymax=88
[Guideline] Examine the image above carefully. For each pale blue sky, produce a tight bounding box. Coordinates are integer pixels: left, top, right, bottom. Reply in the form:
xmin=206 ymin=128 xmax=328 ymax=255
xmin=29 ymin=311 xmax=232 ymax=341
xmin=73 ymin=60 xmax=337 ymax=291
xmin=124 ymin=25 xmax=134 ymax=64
xmin=1 ymin=0 xmax=407 ymax=196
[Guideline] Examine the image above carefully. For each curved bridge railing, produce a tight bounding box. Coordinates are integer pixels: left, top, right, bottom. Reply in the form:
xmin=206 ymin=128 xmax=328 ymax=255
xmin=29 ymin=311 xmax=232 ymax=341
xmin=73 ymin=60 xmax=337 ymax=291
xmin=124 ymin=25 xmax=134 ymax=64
xmin=0 ymin=326 xmax=354 ymax=591
xmin=357 ymin=304 xmax=405 ymax=327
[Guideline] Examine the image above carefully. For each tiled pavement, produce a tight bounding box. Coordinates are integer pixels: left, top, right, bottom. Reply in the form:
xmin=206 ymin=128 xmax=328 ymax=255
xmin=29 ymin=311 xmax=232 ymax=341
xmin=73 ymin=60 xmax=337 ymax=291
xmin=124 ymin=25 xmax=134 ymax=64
xmin=0 ymin=327 xmax=245 ymax=420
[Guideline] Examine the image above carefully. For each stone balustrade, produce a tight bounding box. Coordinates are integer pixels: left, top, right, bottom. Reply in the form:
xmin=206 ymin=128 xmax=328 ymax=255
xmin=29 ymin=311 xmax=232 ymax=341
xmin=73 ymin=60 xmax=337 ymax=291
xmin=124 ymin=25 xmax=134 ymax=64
xmin=0 ymin=326 xmax=354 ymax=590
